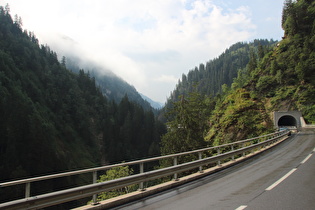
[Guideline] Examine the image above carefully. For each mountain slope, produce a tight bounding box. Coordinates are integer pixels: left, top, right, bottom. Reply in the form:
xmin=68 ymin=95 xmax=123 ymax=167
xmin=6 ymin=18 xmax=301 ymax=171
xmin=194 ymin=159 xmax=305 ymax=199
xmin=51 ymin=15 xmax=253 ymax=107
xmin=0 ymin=5 xmax=166 ymax=191
xmin=0 ymin=7 xmax=100 ymax=179
xmin=65 ymin=56 xmax=155 ymax=111
xmin=206 ymin=0 xmax=315 ymax=144
xmin=247 ymin=0 xmax=315 ymax=120
xmin=160 ymin=0 xmax=315 ymax=153
xmin=164 ymin=39 xmax=277 ymax=109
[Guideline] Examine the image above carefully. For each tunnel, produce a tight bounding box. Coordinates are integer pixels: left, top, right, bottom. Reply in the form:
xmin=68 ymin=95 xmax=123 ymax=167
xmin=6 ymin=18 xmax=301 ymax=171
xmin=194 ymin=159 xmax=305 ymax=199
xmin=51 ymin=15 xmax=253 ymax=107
xmin=277 ymin=115 xmax=297 ymax=127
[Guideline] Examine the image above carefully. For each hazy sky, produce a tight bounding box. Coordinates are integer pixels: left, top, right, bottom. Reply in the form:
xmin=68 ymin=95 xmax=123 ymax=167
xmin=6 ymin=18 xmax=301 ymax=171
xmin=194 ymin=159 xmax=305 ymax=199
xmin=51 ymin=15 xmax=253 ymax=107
xmin=0 ymin=0 xmax=284 ymax=103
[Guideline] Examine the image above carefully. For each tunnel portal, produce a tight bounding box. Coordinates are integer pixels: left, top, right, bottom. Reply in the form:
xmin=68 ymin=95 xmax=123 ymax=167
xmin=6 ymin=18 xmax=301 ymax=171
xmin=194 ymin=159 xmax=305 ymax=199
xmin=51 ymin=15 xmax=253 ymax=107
xmin=274 ymin=111 xmax=302 ymax=129
xmin=278 ymin=115 xmax=297 ymax=127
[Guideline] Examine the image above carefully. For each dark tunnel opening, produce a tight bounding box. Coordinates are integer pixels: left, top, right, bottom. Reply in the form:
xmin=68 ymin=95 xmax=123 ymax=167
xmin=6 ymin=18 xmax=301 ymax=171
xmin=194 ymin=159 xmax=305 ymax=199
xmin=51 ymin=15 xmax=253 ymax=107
xmin=278 ymin=115 xmax=297 ymax=127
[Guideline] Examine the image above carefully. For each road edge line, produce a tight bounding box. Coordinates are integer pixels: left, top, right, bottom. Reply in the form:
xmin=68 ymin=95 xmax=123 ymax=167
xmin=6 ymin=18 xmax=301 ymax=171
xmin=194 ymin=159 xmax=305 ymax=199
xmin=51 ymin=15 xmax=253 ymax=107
xmin=265 ymin=168 xmax=297 ymax=191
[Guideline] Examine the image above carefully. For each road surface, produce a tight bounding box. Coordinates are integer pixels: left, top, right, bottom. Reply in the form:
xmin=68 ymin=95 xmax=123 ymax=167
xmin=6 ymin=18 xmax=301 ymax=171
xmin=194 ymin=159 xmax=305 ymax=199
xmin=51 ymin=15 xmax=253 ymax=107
xmin=114 ymin=129 xmax=315 ymax=210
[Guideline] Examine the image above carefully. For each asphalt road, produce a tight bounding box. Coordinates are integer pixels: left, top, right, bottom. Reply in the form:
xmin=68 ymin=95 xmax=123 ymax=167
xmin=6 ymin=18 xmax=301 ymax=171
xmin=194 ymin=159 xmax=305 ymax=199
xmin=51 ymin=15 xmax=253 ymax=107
xmin=114 ymin=129 xmax=315 ymax=210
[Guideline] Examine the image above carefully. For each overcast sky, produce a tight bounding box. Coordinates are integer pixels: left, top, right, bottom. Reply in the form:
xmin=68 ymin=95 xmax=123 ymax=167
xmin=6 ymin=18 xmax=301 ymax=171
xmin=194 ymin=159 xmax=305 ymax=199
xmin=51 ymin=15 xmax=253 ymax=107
xmin=0 ymin=0 xmax=284 ymax=103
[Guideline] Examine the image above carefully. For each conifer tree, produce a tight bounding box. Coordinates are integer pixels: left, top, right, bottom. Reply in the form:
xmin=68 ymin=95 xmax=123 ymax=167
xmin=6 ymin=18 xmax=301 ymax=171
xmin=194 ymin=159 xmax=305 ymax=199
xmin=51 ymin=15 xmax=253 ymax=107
xmin=161 ymin=89 xmax=209 ymax=155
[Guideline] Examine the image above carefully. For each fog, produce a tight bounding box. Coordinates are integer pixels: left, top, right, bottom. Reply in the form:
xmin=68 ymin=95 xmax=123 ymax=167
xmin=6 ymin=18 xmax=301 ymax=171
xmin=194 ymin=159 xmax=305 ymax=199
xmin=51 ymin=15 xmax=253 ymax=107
xmin=0 ymin=0 xmax=284 ymax=103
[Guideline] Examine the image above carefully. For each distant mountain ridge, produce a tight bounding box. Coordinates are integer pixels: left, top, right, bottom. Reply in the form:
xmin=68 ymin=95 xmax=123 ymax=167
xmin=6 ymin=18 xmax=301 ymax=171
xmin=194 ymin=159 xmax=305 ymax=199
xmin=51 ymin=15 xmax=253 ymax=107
xmin=140 ymin=93 xmax=164 ymax=109
xmin=162 ymin=39 xmax=277 ymax=111
xmin=65 ymin=56 xmax=156 ymax=111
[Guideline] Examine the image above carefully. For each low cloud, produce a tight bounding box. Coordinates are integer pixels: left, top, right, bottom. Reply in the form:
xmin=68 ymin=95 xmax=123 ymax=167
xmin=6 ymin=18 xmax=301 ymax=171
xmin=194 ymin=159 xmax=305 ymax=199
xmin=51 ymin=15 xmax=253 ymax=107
xmin=155 ymin=75 xmax=178 ymax=83
xmin=2 ymin=0 xmax=259 ymax=102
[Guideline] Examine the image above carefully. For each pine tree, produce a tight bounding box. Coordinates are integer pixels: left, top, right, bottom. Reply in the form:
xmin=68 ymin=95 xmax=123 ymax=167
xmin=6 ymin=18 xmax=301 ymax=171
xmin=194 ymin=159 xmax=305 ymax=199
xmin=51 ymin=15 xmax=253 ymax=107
xmin=161 ymin=90 xmax=209 ymax=155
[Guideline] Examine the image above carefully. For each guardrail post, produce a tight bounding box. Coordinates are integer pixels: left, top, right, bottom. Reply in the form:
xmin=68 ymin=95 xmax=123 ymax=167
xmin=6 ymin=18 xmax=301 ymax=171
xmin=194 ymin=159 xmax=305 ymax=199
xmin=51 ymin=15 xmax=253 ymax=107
xmin=173 ymin=156 xmax=179 ymax=181
xmin=217 ymin=148 xmax=221 ymax=166
xmin=231 ymin=145 xmax=235 ymax=161
xmin=242 ymin=143 xmax=246 ymax=157
xmin=198 ymin=152 xmax=203 ymax=173
xmin=92 ymin=171 xmax=98 ymax=205
xmin=139 ymin=162 xmax=145 ymax=191
xmin=25 ymin=182 xmax=30 ymax=198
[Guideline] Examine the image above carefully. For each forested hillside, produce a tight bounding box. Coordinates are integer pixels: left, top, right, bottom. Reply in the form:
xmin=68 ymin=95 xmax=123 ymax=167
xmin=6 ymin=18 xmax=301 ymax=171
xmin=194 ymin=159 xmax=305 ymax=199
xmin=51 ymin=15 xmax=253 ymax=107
xmin=0 ymin=4 xmax=165 ymax=193
xmin=165 ymin=39 xmax=277 ymax=108
xmin=161 ymin=0 xmax=315 ymax=154
xmin=207 ymin=0 xmax=315 ymax=145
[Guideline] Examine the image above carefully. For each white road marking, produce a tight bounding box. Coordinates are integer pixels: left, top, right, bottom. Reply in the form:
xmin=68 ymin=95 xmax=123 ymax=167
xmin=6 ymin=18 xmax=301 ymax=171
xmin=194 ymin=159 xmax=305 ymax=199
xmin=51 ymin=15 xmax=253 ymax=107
xmin=301 ymin=154 xmax=312 ymax=164
xmin=313 ymin=147 xmax=315 ymax=152
xmin=266 ymin=168 xmax=297 ymax=191
xmin=235 ymin=205 xmax=247 ymax=210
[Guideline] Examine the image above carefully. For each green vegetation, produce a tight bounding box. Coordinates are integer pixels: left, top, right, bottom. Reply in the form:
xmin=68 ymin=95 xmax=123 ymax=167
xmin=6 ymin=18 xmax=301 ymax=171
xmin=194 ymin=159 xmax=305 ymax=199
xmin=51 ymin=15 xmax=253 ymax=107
xmin=93 ymin=166 xmax=137 ymax=202
xmin=161 ymin=0 xmax=315 ymax=155
xmin=165 ymin=39 xmax=277 ymax=109
xmin=0 ymin=5 xmax=166 ymax=204
xmin=1 ymin=0 xmax=314 ymax=206
xmin=249 ymin=0 xmax=315 ymax=123
xmin=161 ymin=90 xmax=211 ymax=155
xmin=206 ymin=88 xmax=273 ymax=145
xmin=160 ymin=40 xmax=278 ymax=155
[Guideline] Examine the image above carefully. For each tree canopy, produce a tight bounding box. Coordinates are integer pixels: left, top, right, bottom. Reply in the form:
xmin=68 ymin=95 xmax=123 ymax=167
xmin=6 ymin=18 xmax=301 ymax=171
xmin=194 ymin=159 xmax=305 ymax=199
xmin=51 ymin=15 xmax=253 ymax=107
xmin=161 ymin=90 xmax=211 ymax=155
xmin=161 ymin=0 xmax=315 ymax=152
xmin=0 ymin=6 xmax=166 ymax=204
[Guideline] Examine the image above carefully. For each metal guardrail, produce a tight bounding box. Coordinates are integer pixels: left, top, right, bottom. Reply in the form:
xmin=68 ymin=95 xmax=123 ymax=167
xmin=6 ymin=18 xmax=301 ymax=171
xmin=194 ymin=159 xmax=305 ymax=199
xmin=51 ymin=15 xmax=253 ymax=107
xmin=304 ymin=124 xmax=315 ymax=128
xmin=0 ymin=130 xmax=290 ymax=209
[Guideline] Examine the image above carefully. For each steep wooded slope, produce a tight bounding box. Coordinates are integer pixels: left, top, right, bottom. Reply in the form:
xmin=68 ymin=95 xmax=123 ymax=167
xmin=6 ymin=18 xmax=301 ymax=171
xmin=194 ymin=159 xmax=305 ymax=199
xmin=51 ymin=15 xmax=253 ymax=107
xmin=0 ymin=5 xmax=165 ymax=190
xmin=162 ymin=39 xmax=277 ymax=114
xmin=207 ymin=0 xmax=315 ymax=145
xmin=161 ymin=0 xmax=315 ymax=152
